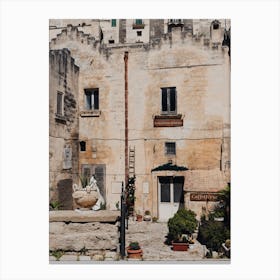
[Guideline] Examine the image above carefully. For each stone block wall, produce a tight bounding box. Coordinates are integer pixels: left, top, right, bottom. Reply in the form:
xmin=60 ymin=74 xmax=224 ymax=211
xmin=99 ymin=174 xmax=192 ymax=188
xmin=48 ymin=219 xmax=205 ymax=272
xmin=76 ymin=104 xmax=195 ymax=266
xmin=49 ymin=210 xmax=120 ymax=261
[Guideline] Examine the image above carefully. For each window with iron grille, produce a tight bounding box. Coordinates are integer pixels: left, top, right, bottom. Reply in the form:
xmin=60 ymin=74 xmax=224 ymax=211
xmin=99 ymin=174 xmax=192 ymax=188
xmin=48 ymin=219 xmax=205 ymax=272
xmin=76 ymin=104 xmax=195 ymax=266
xmin=165 ymin=142 xmax=176 ymax=155
xmin=161 ymin=87 xmax=176 ymax=114
xmin=84 ymin=88 xmax=99 ymax=110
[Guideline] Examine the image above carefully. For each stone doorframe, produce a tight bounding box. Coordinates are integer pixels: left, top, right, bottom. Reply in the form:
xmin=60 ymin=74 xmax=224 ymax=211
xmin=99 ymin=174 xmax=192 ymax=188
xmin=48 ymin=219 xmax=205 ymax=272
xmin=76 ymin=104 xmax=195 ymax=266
xmin=151 ymin=170 xmax=188 ymax=220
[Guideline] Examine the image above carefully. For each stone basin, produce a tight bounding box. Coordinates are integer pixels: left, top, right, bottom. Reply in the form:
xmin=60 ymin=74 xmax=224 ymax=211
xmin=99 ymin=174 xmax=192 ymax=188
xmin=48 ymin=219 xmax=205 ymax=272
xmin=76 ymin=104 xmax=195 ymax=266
xmin=72 ymin=188 xmax=98 ymax=210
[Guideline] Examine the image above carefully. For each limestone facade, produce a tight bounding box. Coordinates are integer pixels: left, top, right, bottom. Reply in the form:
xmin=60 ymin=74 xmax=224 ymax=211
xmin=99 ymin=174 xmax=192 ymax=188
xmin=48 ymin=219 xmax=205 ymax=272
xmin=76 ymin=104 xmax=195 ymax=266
xmin=49 ymin=19 xmax=231 ymax=220
xmin=49 ymin=49 xmax=79 ymax=209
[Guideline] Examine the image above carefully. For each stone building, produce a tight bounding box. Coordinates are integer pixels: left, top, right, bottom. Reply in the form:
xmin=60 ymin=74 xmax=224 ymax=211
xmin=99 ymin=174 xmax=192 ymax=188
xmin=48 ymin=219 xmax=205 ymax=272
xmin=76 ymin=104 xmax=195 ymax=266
xmin=49 ymin=19 xmax=231 ymax=221
xmin=49 ymin=49 xmax=80 ymax=209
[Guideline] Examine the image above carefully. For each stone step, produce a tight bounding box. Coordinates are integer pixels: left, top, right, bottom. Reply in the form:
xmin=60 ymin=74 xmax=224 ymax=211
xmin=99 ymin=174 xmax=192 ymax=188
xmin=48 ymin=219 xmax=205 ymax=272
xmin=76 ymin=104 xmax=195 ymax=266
xmin=49 ymin=210 xmax=120 ymax=223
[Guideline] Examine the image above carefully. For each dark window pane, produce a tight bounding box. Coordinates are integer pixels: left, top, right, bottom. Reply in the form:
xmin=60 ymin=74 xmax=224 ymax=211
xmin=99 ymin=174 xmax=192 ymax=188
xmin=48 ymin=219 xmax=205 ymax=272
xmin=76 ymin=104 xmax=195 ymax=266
xmin=85 ymin=93 xmax=92 ymax=110
xmin=111 ymin=19 xmax=116 ymax=27
xmin=165 ymin=142 xmax=176 ymax=155
xmin=162 ymin=88 xmax=167 ymax=111
xmin=94 ymin=90 xmax=99 ymax=109
xmin=161 ymin=184 xmax=171 ymax=202
xmin=80 ymin=141 xmax=86 ymax=151
xmin=173 ymin=177 xmax=184 ymax=203
xmin=57 ymin=92 xmax=63 ymax=115
xmin=170 ymin=88 xmax=176 ymax=112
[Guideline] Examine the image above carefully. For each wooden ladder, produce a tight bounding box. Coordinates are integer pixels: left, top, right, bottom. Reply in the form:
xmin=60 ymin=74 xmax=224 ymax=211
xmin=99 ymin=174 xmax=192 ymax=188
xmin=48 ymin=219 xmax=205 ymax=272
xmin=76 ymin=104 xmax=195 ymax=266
xmin=128 ymin=146 xmax=135 ymax=178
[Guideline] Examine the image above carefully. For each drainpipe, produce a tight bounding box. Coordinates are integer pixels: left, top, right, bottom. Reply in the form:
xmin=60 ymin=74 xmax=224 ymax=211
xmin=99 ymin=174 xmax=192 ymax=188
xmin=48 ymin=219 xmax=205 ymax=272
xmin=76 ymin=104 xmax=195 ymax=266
xmin=124 ymin=52 xmax=129 ymax=187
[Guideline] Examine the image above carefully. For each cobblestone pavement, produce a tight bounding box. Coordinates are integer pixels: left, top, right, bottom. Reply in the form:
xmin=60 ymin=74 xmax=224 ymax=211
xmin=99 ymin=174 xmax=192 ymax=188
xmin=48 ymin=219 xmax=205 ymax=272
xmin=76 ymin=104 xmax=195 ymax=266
xmin=125 ymin=220 xmax=207 ymax=261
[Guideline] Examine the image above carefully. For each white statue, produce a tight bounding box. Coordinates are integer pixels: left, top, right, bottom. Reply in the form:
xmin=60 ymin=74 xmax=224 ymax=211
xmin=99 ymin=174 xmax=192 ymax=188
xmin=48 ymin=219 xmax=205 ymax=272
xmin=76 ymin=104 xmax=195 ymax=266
xmin=72 ymin=174 xmax=105 ymax=211
xmin=89 ymin=175 xmax=105 ymax=211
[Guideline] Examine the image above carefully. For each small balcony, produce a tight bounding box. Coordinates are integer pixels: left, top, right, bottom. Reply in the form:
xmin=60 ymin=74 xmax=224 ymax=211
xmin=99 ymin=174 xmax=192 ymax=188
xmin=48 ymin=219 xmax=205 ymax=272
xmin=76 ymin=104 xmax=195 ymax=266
xmin=168 ymin=19 xmax=184 ymax=25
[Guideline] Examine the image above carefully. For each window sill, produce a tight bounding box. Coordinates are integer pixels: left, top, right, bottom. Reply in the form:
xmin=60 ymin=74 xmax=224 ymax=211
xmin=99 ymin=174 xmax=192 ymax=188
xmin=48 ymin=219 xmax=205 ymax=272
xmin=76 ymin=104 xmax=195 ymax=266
xmin=154 ymin=114 xmax=183 ymax=127
xmin=55 ymin=114 xmax=67 ymax=124
xmin=80 ymin=110 xmax=101 ymax=117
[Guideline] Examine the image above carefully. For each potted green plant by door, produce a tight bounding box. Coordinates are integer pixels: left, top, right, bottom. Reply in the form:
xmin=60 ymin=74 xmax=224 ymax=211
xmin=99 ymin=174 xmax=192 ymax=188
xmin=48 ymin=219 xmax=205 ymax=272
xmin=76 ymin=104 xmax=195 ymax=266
xmin=144 ymin=210 xmax=151 ymax=221
xmin=126 ymin=241 xmax=143 ymax=259
xmin=167 ymin=209 xmax=197 ymax=251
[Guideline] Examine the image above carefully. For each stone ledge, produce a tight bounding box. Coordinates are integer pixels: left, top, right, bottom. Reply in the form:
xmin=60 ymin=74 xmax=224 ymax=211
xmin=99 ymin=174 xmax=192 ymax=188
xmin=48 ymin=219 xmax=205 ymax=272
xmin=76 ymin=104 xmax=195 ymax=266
xmin=153 ymin=114 xmax=183 ymax=127
xmin=49 ymin=210 xmax=120 ymax=223
xmin=80 ymin=110 xmax=101 ymax=117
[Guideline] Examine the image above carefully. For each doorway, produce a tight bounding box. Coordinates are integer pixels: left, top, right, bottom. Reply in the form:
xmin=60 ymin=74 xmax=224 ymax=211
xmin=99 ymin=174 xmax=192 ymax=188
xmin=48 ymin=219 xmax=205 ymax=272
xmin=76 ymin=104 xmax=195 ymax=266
xmin=158 ymin=176 xmax=184 ymax=222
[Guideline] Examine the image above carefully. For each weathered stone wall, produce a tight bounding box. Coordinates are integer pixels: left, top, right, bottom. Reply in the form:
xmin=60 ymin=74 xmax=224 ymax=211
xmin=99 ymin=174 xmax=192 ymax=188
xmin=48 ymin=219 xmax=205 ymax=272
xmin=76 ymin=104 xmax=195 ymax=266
xmin=49 ymin=210 xmax=119 ymax=261
xmin=125 ymin=19 xmax=150 ymax=44
xmin=150 ymin=19 xmax=164 ymax=40
xmin=49 ymin=20 xmax=230 ymax=218
xmin=50 ymin=221 xmax=118 ymax=251
xmin=49 ymin=49 xmax=79 ymax=207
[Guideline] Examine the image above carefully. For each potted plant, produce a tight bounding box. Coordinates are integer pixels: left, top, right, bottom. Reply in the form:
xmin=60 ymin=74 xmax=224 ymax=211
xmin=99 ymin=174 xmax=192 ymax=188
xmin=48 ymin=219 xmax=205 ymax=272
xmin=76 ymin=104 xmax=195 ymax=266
xmin=144 ymin=210 xmax=151 ymax=221
xmin=136 ymin=211 xmax=143 ymax=222
xmin=152 ymin=216 xmax=158 ymax=223
xmin=211 ymin=209 xmax=225 ymax=222
xmin=167 ymin=209 xmax=197 ymax=251
xmin=222 ymin=239 xmax=231 ymax=258
xmin=126 ymin=241 xmax=143 ymax=259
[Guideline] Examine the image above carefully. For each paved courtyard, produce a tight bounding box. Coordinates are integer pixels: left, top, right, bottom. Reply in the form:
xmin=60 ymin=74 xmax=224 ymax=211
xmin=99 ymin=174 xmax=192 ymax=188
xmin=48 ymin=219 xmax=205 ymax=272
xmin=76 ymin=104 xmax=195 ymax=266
xmin=49 ymin=211 xmax=229 ymax=263
xmin=125 ymin=219 xmax=207 ymax=262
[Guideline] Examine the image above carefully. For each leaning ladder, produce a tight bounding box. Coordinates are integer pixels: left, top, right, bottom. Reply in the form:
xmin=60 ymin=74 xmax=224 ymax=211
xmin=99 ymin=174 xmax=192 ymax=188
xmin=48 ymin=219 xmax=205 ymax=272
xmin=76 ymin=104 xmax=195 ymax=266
xmin=128 ymin=146 xmax=135 ymax=178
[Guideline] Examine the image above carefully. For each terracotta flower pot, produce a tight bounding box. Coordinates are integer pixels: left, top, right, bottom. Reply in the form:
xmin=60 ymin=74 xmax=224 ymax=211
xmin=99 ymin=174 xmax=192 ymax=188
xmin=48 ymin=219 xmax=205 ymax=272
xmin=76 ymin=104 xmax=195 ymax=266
xmin=136 ymin=215 xmax=143 ymax=222
xmin=126 ymin=247 xmax=143 ymax=259
xmin=172 ymin=242 xmax=189 ymax=251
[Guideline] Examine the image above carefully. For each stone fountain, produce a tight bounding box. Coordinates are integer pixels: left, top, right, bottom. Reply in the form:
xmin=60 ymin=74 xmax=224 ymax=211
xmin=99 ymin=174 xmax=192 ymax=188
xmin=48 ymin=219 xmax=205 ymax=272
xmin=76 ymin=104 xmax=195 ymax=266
xmin=72 ymin=175 xmax=105 ymax=211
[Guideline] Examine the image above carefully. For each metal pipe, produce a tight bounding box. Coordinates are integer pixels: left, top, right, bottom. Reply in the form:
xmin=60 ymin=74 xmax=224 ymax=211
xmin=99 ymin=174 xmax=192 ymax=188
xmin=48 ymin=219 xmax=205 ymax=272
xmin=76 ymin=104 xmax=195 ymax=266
xmin=124 ymin=52 xmax=129 ymax=187
xmin=120 ymin=182 xmax=126 ymax=258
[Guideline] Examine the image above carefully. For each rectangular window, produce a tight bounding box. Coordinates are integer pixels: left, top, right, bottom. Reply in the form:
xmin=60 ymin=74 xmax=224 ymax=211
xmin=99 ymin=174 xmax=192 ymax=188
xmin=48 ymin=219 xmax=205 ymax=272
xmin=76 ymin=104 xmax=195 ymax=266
xmin=160 ymin=181 xmax=171 ymax=202
xmin=84 ymin=88 xmax=99 ymax=110
xmin=161 ymin=87 xmax=176 ymax=114
xmin=111 ymin=19 xmax=116 ymax=27
xmin=165 ymin=142 xmax=176 ymax=155
xmin=56 ymin=92 xmax=63 ymax=116
xmin=81 ymin=164 xmax=106 ymax=199
xmin=137 ymin=31 xmax=142 ymax=36
xmin=173 ymin=177 xmax=184 ymax=203
xmin=135 ymin=19 xmax=143 ymax=25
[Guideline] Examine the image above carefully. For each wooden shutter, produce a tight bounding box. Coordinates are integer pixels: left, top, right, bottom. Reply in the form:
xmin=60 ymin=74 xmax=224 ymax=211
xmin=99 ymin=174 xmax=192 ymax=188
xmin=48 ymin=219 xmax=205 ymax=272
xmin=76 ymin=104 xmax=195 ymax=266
xmin=95 ymin=165 xmax=105 ymax=199
xmin=169 ymin=87 xmax=176 ymax=112
xmin=94 ymin=90 xmax=99 ymax=110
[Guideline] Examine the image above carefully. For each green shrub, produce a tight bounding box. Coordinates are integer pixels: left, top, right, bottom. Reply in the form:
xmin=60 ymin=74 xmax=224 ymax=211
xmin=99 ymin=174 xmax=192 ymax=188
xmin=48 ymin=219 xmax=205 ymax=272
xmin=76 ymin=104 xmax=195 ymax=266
xmin=51 ymin=250 xmax=64 ymax=260
xmin=197 ymin=220 xmax=230 ymax=251
xmin=208 ymin=207 xmax=225 ymax=220
xmin=129 ymin=241 xmax=140 ymax=250
xmin=49 ymin=201 xmax=63 ymax=210
xmin=79 ymin=175 xmax=89 ymax=188
xmin=167 ymin=209 xmax=197 ymax=241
